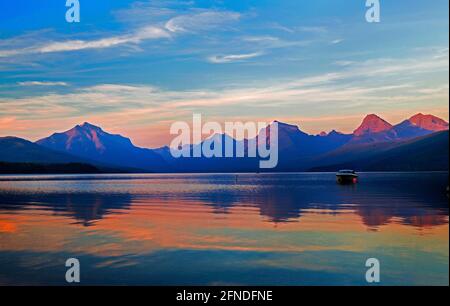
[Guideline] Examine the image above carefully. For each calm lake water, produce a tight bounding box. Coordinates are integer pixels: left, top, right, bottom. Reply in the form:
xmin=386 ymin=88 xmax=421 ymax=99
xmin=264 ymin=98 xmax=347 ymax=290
xmin=0 ymin=172 xmax=448 ymax=285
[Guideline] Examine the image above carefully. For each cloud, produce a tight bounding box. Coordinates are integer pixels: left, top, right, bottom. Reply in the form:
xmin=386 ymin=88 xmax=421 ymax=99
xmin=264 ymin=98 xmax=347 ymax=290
xmin=114 ymin=0 xmax=195 ymax=24
xmin=207 ymin=52 xmax=264 ymax=64
xmin=239 ymin=36 xmax=310 ymax=52
xmin=18 ymin=81 xmax=68 ymax=86
xmin=297 ymin=26 xmax=328 ymax=33
xmin=269 ymin=23 xmax=295 ymax=33
xmin=270 ymin=24 xmax=328 ymax=34
xmin=242 ymin=36 xmax=280 ymax=43
xmin=334 ymin=60 xmax=355 ymax=66
xmin=0 ymin=26 xmax=171 ymax=58
xmin=165 ymin=11 xmax=241 ymax=33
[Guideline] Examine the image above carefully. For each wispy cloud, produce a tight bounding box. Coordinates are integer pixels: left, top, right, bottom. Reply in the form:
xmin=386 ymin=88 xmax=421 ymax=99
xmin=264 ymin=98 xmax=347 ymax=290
xmin=207 ymin=52 xmax=264 ymax=64
xmin=165 ymin=10 xmax=241 ymax=33
xmin=242 ymin=36 xmax=280 ymax=43
xmin=334 ymin=60 xmax=355 ymax=66
xmin=114 ymin=0 xmax=195 ymax=24
xmin=331 ymin=39 xmax=343 ymax=45
xmin=18 ymin=81 xmax=69 ymax=87
xmin=269 ymin=23 xmax=295 ymax=33
xmin=0 ymin=26 xmax=171 ymax=58
xmin=297 ymin=26 xmax=328 ymax=34
xmin=269 ymin=23 xmax=328 ymax=34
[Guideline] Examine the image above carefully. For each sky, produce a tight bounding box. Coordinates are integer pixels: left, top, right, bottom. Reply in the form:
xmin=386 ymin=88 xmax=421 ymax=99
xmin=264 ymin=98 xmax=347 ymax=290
xmin=0 ymin=0 xmax=448 ymax=148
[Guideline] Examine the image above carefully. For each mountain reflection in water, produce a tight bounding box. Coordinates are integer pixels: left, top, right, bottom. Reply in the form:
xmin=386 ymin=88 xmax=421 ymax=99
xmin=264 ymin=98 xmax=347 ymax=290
xmin=0 ymin=172 xmax=448 ymax=285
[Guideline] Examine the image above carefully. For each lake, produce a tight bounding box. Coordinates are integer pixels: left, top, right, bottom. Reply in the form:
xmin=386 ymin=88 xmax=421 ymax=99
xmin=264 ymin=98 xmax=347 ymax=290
xmin=0 ymin=172 xmax=448 ymax=285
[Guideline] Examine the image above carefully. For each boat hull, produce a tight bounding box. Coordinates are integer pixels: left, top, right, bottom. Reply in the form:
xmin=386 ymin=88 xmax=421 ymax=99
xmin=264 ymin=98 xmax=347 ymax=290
xmin=336 ymin=174 xmax=358 ymax=184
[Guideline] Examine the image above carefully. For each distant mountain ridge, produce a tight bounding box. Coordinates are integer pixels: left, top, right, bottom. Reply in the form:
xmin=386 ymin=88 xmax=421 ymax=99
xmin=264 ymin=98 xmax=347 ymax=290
xmin=393 ymin=113 xmax=449 ymax=139
xmin=348 ymin=113 xmax=449 ymax=145
xmin=309 ymin=131 xmax=449 ymax=172
xmin=0 ymin=136 xmax=87 ymax=164
xmin=36 ymin=122 xmax=169 ymax=172
xmin=1 ymin=113 xmax=448 ymax=173
xmin=0 ymin=136 xmax=132 ymax=173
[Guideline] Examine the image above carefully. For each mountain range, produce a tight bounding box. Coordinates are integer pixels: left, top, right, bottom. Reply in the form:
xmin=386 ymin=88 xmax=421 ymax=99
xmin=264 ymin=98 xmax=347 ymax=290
xmin=0 ymin=113 xmax=448 ymax=173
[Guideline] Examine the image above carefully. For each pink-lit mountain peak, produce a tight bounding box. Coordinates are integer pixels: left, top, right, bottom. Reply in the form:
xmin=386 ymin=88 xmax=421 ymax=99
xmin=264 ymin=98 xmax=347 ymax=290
xmin=408 ymin=113 xmax=449 ymax=131
xmin=74 ymin=122 xmax=104 ymax=133
xmin=80 ymin=121 xmax=100 ymax=128
xmin=66 ymin=122 xmax=106 ymax=151
xmin=353 ymin=114 xmax=393 ymax=136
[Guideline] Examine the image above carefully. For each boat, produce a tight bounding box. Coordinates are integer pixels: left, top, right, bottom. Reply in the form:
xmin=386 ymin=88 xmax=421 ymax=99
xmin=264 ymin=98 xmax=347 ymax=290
xmin=336 ymin=169 xmax=358 ymax=184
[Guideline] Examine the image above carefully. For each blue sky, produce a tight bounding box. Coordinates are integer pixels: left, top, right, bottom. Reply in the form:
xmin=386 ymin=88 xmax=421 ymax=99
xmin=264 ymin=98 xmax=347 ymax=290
xmin=0 ymin=0 xmax=448 ymax=147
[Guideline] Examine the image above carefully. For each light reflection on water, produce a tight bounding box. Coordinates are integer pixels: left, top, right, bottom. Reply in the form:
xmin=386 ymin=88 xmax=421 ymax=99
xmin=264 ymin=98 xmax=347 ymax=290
xmin=0 ymin=172 xmax=448 ymax=285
